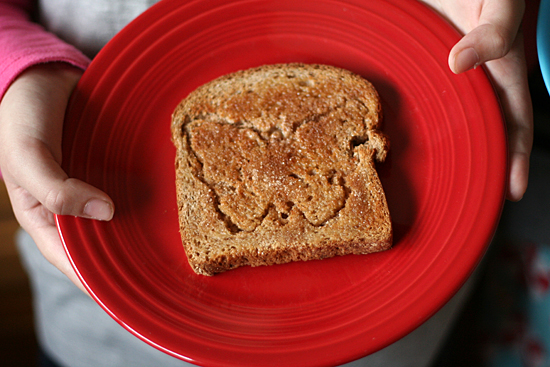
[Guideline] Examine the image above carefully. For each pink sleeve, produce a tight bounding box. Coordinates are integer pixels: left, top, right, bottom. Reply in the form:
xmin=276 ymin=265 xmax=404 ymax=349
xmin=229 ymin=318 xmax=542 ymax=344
xmin=0 ymin=0 xmax=91 ymax=100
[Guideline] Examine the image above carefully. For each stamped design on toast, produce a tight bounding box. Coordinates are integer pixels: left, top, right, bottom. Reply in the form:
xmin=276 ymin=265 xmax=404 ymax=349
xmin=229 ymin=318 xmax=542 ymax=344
xmin=171 ymin=63 xmax=392 ymax=275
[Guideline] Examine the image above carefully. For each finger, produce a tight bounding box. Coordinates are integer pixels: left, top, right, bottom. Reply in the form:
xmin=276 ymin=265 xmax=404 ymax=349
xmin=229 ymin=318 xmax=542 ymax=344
xmin=483 ymin=34 xmax=533 ymax=201
xmin=33 ymin=215 xmax=90 ymax=295
xmin=507 ymin=151 xmax=530 ymax=201
xmin=6 ymin=140 xmax=114 ymax=220
xmin=4 ymin=181 xmax=90 ymax=295
xmin=449 ymin=1 xmax=525 ymax=74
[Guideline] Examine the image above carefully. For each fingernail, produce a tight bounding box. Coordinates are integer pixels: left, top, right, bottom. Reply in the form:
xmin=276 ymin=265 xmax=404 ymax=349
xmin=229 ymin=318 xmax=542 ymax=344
xmin=454 ymin=47 xmax=480 ymax=73
xmin=83 ymin=199 xmax=114 ymax=221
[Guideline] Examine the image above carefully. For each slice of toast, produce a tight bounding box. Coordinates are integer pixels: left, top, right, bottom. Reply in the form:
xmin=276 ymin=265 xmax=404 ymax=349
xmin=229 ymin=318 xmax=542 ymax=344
xmin=171 ymin=63 xmax=392 ymax=276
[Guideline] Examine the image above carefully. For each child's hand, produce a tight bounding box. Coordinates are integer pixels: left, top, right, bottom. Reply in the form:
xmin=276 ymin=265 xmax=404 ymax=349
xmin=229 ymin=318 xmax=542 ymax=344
xmin=0 ymin=63 xmax=114 ymax=294
xmin=421 ymin=0 xmax=533 ymax=201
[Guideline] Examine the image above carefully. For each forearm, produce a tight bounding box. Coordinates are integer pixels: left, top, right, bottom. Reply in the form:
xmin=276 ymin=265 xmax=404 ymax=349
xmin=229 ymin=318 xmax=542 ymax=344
xmin=0 ymin=0 xmax=90 ymax=101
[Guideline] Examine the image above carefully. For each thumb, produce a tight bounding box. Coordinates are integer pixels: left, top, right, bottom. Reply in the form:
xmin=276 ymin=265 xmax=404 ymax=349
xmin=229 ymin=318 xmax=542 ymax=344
xmin=9 ymin=140 xmax=114 ymax=221
xmin=449 ymin=1 xmax=525 ymax=74
xmin=0 ymin=63 xmax=114 ymax=221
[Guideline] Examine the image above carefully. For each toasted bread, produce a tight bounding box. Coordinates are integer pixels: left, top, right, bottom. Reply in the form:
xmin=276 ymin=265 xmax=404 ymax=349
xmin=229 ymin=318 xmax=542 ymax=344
xmin=171 ymin=63 xmax=391 ymax=276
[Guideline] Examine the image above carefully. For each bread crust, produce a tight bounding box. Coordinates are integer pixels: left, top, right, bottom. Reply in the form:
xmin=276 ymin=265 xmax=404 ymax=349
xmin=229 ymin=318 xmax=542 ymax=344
xmin=171 ymin=63 xmax=392 ymax=276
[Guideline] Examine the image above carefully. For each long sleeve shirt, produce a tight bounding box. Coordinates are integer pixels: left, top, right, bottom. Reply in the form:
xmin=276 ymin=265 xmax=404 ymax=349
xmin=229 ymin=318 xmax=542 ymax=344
xmin=0 ymin=0 xmax=90 ymax=99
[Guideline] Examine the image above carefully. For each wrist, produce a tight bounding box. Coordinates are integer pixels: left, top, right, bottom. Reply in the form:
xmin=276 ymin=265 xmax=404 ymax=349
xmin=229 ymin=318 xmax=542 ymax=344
xmin=13 ymin=62 xmax=83 ymax=94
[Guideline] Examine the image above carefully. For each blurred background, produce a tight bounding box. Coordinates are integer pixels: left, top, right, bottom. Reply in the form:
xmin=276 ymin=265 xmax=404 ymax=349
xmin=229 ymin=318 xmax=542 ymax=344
xmin=0 ymin=180 xmax=38 ymax=366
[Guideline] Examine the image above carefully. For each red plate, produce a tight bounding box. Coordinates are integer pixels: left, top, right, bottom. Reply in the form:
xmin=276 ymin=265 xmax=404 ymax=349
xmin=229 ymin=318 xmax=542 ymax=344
xmin=57 ymin=0 xmax=506 ymax=366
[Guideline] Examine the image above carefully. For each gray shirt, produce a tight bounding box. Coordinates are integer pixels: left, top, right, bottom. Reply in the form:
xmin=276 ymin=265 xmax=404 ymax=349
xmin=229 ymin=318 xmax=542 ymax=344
xmin=38 ymin=0 xmax=159 ymax=57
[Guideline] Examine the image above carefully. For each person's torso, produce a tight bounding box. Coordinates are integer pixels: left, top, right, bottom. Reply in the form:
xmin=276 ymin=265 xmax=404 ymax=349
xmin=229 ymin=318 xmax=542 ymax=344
xmin=38 ymin=0 xmax=160 ymax=57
